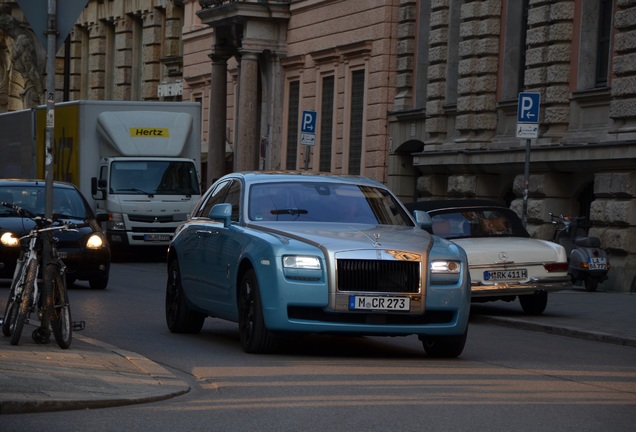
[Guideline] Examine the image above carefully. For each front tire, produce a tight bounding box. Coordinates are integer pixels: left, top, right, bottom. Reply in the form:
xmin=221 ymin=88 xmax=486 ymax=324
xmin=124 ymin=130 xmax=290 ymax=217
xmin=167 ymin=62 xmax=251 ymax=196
xmin=420 ymin=327 xmax=468 ymax=358
xmin=165 ymin=257 xmax=205 ymax=333
xmin=49 ymin=265 xmax=72 ymax=349
xmin=89 ymin=275 xmax=109 ymax=290
xmin=519 ymin=291 xmax=548 ymax=315
xmin=10 ymin=260 xmax=38 ymax=345
xmin=238 ymin=269 xmax=277 ymax=354
xmin=2 ymin=299 xmax=19 ymax=337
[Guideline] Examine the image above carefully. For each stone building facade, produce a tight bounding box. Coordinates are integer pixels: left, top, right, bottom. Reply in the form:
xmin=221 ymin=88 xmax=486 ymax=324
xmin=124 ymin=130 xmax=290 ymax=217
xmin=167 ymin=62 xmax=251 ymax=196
xmin=1 ymin=0 xmax=635 ymax=292
xmin=388 ymin=0 xmax=636 ymax=292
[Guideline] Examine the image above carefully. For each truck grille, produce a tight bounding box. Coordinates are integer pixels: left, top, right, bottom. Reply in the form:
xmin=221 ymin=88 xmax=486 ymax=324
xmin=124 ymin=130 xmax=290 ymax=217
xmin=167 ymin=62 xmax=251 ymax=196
xmin=336 ymin=259 xmax=420 ymax=294
xmin=128 ymin=215 xmax=175 ymax=223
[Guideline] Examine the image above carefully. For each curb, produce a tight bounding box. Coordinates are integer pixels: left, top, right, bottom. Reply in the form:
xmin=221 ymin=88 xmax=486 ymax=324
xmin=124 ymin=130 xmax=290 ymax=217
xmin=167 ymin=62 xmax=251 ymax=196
xmin=0 ymin=335 xmax=189 ymax=415
xmin=473 ymin=315 xmax=636 ymax=348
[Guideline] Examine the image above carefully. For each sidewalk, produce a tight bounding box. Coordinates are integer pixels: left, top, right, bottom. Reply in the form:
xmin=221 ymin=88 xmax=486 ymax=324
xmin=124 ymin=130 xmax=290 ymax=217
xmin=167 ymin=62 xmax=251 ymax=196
xmin=1 ymin=289 xmax=635 ymax=415
xmin=0 ymin=334 xmax=188 ymax=415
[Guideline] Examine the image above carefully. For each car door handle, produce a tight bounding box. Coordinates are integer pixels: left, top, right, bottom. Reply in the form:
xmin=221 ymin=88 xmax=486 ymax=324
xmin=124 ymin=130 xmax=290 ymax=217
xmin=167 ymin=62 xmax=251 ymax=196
xmin=195 ymin=230 xmax=213 ymax=236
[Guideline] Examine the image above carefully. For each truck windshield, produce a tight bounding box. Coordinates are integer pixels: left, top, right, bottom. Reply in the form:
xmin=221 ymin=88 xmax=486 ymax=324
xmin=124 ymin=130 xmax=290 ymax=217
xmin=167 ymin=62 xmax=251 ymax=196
xmin=109 ymin=161 xmax=200 ymax=196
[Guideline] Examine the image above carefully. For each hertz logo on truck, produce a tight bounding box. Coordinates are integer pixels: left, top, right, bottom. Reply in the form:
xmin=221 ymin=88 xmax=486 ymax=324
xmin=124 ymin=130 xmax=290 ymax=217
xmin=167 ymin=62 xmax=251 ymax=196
xmin=130 ymin=128 xmax=170 ymax=137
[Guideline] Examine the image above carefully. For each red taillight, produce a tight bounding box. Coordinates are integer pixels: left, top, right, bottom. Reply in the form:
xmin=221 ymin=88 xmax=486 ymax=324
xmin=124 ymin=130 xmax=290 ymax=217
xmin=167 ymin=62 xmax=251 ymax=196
xmin=544 ymin=262 xmax=569 ymax=272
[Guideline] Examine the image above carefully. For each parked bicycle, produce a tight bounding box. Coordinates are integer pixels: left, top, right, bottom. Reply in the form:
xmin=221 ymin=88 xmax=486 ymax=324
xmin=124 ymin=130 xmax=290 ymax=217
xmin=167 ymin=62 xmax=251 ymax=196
xmin=1 ymin=203 xmax=80 ymax=348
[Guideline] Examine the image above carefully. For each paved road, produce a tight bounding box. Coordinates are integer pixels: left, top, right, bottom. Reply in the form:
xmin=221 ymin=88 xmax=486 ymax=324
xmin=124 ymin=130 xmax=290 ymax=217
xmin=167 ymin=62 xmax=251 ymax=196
xmin=0 ymin=289 xmax=634 ymax=414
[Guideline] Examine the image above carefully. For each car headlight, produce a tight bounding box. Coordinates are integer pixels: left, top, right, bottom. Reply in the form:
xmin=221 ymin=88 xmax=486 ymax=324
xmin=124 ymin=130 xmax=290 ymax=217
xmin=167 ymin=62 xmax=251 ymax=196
xmin=282 ymin=255 xmax=322 ymax=281
xmin=86 ymin=233 xmax=105 ymax=249
xmin=1 ymin=232 xmax=20 ymax=247
xmin=283 ymin=255 xmax=321 ymax=270
xmin=430 ymin=260 xmax=462 ymax=285
xmin=107 ymin=213 xmax=125 ymax=230
xmin=430 ymin=260 xmax=461 ymax=273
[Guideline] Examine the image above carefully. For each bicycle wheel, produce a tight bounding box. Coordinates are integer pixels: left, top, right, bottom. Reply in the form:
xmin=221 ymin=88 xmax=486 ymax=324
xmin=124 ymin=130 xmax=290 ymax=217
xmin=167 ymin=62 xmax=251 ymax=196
xmin=48 ymin=263 xmax=72 ymax=349
xmin=2 ymin=259 xmax=27 ymax=337
xmin=10 ymin=259 xmax=38 ymax=345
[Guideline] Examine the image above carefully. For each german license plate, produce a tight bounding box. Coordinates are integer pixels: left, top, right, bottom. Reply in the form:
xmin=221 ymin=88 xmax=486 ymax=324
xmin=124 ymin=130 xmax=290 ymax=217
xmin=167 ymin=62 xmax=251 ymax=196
xmin=588 ymin=257 xmax=607 ymax=271
xmin=483 ymin=269 xmax=527 ymax=281
xmin=349 ymin=295 xmax=410 ymax=311
xmin=144 ymin=234 xmax=171 ymax=242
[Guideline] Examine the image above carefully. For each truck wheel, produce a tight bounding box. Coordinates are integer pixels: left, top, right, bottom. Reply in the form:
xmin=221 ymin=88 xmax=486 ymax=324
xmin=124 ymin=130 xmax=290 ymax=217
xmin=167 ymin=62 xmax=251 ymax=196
xmin=420 ymin=327 xmax=468 ymax=358
xmin=165 ymin=257 xmax=204 ymax=333
xmin=519 ymin=291 xmax=548 ymax=315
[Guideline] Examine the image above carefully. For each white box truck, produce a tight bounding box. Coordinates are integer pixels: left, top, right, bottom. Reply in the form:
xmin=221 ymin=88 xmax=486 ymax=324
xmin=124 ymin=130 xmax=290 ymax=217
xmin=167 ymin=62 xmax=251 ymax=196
xmin=0 ymin=100 xmax=202 ymax=252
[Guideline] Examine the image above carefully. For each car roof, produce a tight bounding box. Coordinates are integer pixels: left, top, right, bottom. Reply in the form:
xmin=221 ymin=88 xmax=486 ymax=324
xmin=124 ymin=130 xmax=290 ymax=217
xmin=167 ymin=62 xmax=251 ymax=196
xmin=223 ymin=171 xmax=386 ymax=188
xmin=405 ymin=199 xmax=507 ymax=212
xmin=0 ymin=179 xmax=78 ymax=190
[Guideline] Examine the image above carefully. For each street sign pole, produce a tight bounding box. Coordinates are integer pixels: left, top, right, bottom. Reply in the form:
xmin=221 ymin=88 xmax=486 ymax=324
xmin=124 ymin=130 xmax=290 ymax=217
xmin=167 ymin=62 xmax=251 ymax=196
xmin=38 ymin=0 xmax=58 ymax=337
xmin=517 ymin=92 xmax=541 ymax=227
xmin=523 ymin=139 xmax=530 ymax=227
xmin=45 ymin=0 xmax=56 ymax=220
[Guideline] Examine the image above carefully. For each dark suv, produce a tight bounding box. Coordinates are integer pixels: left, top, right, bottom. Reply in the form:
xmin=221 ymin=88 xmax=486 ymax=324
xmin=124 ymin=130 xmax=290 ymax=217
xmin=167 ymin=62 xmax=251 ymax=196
xmin=0 ymin=179 xmax=111 ymax=289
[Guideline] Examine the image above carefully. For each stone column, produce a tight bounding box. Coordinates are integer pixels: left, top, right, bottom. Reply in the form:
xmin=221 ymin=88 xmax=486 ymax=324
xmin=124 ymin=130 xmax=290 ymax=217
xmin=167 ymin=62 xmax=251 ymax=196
xmin=208 ymin=53 xmax=228 ymax=185
xmin=235 ymin=52 xmax=260 ymax=172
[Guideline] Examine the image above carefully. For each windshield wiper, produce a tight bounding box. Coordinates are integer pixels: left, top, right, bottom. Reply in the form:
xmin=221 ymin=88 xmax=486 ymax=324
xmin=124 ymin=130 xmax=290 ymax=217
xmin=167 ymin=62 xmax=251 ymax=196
xmin=116 ymin=188 xmax=154 ymax=196
xmin=271 ymin=208 xmax=308 ymax=216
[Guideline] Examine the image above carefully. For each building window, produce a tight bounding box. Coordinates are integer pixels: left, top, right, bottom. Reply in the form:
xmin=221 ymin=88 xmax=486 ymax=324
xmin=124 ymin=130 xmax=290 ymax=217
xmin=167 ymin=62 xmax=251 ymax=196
xmin=518 ymin=0 xmax=529 ymax=93
xmin=285 ymin=80 xmax=300 ymax=170
xmin=104 ymin=20 xmax=116 ymax=99
xmin=415 ymin=0 xmax=432 ymax=108
xmin=79 ymin=27 xmax=90 ymax=99
xmin=319 ymin=75 xmax=334 ymax=172
xmin=131 ymin=14 xmax=143 ymax=100
xmin=348 ymin=70 xmax=365 ymax=175
xmin=595 ymin=0 xmax=612 ymax=87
xmin=500 ymin=0 xmax=529 ymax=100
xmin=445 ymin=0 xmax=461 ymax=105
xmin=577 ymin=0 xmax=613 ymax=90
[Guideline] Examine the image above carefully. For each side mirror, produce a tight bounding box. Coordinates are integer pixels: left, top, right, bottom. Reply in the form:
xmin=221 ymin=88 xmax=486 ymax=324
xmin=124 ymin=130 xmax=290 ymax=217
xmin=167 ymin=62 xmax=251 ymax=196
xmin=95 ymin=212 xmax=109 ymax=223
xmin=413 ymin=210 xmax=433 ymax=232
xmin=210 ymin=203 xmax=232 ymax=227
xmin=91 ymin=177 xmax=105 ymax=200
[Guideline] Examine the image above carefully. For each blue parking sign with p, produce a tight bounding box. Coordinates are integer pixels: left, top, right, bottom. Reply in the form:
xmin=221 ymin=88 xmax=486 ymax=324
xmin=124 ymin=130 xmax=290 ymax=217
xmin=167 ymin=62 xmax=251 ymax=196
xmin=517 ymin=92 xmax=540 ymax=123
xmin=301 ymin=110 xmax=317 ymax=133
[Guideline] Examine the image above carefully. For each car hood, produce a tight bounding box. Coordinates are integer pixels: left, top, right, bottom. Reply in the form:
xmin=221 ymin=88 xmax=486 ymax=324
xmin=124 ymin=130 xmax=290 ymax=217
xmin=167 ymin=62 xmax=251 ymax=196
xmin=0 ymin=215 xmax=96 ymax=243
xmin=450 ymin=237 xmax=567 ymax=265
xmin=252 ymin=222 xmax=433 ymax=253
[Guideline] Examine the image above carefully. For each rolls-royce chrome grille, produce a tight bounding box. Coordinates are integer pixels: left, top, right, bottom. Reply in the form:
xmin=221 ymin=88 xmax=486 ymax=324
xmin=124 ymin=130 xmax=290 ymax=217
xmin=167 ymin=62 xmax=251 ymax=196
xmin=336 ymin=259 xmax=420 ymax=293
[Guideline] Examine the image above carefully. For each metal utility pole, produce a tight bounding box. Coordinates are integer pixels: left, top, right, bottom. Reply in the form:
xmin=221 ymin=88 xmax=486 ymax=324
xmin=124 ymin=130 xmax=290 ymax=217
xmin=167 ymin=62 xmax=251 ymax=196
xmin=39 ymin=0 xmax=58 ymax=336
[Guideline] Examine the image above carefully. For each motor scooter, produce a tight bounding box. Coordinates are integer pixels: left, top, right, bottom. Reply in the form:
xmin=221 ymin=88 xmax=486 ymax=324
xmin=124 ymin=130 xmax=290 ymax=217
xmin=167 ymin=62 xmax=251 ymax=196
xmin=549 ymin=213 xmax=610 ymax=291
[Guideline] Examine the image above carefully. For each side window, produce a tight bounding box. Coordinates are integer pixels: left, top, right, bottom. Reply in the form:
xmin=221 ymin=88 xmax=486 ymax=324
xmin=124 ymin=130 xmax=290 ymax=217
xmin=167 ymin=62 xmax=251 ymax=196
xmin=197 ymin=180 xmax=231 ymax=217
xmin=224 ymin=181 xmax=241 ymax=223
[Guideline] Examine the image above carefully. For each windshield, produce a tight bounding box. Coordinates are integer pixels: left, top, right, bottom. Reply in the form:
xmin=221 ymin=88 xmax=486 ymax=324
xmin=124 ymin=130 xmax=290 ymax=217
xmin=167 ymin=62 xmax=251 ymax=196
xmin=429 ymin=208 xmax=530 ymax=239
xmin=0 ymin=185 xmax=89 ymax=219
xmin=109 ymin=161 xmax=200 ymax=196
xmin=248 ymin=182 xmax=413 ymax=226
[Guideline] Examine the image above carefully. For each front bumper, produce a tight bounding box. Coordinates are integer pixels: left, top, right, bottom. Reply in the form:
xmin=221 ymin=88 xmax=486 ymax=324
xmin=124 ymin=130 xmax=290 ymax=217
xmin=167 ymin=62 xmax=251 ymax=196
xmin=60 ymin=248 xmax=111 ymax=282
xmin=471 ymin=277 xmax=572 ymax=297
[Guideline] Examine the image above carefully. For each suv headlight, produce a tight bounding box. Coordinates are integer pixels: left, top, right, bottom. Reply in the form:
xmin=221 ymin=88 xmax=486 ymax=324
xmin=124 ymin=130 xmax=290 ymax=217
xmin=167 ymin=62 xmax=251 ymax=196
xmin=1 ymin=232 xmax=20 ymax=247
xmin=86 ymin=233 xmax=106 ymax=249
